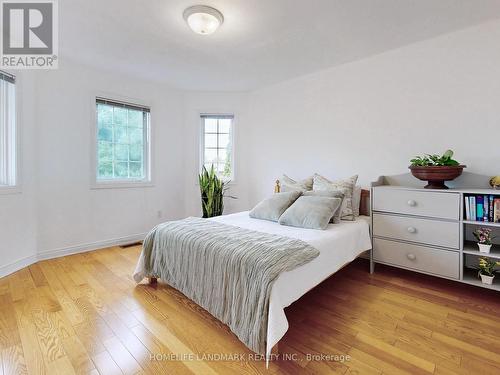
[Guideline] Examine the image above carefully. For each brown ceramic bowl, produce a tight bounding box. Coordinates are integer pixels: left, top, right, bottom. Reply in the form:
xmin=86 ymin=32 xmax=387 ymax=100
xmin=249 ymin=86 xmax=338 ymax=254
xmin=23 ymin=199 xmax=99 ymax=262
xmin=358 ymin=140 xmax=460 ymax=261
xmin=409 ymin=165 xmax=466 ymax=189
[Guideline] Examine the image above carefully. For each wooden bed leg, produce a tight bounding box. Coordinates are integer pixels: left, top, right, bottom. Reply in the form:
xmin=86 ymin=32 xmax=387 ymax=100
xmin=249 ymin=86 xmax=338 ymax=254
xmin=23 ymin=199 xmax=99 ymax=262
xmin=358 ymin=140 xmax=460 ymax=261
xmin=149 ymin=277 xmax=157 ymax=285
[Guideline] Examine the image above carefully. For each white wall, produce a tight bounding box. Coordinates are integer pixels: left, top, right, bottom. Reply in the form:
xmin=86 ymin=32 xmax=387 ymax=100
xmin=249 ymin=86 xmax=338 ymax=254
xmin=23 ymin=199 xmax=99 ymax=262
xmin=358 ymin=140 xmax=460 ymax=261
xmin=0 ymin=71 xmax=39 ymax=276
xmin=245 ymin=19 xmax=500 ymax=205
xmin=34 ymin=61 xmax=186 ymax=256
xmin=182 ymin=91 xmax=250 ymax=216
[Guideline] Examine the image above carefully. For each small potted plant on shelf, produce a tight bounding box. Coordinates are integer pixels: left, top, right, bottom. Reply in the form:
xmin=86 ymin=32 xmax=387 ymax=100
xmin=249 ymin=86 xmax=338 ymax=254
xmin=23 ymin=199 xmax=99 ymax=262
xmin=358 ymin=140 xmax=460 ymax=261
xmin=473 ymin=227 xmax=495 ymax=253
xmin=409 ymin=149 xmax=466 ymax=189
xmin=478 ymin=257 xmax=500 ymax=285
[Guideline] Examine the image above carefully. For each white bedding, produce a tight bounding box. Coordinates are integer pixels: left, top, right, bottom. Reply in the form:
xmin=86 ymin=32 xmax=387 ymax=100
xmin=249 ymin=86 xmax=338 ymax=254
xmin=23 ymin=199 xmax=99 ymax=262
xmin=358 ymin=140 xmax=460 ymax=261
xmin=209 ymin=211 xmax=372 ymax=359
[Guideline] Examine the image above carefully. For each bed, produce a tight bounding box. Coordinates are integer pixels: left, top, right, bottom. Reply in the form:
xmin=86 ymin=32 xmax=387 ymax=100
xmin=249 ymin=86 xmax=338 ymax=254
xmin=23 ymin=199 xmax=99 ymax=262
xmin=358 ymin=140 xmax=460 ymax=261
xmin=210 ymin=211 xmax=371 ymax=359
xmin=133 ymin=187 xmax=372 ymax=363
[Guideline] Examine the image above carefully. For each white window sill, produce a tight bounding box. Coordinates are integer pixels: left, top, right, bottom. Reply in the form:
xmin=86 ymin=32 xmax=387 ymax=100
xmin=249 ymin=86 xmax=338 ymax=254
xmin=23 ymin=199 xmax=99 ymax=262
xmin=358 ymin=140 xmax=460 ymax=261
xmin=91 ymin=180 xmax=154 ymax=190
xmin=0 ymin=186 xmax=21 ymax=195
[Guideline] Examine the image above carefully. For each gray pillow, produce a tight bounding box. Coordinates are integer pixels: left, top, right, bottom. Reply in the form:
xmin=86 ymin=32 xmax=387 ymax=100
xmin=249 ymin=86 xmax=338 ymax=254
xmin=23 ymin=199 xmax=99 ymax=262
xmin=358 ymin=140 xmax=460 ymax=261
xmin=280 ymin=174 xmax=314 ymax=192
xmin=278 ymin=196 xmax=342 ymax=230
xmin=249 ymin=191 xmax=302 ymax=222
xmin=304 ymin=190 xmax=345 ymax=223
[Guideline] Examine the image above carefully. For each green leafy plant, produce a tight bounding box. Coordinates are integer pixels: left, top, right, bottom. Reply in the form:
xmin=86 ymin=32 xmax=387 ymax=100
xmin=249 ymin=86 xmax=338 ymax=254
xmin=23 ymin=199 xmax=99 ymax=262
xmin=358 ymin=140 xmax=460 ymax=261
xmin=198 ymin=165 xmax=235 ymax=218
xmin=410 ymin=149 xmax=461 ymax=167
xmin=478 ymin=257 xmax=500 ymax=277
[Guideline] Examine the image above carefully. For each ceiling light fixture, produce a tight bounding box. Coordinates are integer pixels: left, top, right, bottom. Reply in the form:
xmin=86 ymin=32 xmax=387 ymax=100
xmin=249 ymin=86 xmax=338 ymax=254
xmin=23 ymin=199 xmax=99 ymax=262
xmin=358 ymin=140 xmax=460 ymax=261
xmin=183 ymin=5 xmax=224 ymax=35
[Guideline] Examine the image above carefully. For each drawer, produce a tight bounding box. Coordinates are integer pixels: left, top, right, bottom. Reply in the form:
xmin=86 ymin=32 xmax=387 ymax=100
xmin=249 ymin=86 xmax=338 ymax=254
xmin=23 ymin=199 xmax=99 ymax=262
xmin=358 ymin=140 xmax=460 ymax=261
xmin=373 ymin=188 xmax=459 ymax=220
xmin=373 ymin=238 xmax=459 ymax=279
xmin=373 ymin=213 xmax=460 ymax=249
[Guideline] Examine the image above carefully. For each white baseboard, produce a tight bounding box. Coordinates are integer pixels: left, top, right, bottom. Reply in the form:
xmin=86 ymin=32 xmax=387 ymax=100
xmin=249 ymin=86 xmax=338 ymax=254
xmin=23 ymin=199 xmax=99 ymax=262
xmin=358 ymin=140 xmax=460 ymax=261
xmin=37 ymin=233 xmax=146 ymax=261
xmin=0 ymin=233 xmax=146 ymax=279
xmin=0 ymin=254 xmax=38 ymax=279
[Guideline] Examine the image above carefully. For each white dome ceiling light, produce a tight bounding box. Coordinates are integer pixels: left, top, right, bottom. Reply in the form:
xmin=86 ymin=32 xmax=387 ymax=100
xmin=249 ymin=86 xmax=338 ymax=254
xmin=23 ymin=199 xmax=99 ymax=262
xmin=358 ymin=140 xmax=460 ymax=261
xmin=183 ymin=5 xmax=224 ymax=35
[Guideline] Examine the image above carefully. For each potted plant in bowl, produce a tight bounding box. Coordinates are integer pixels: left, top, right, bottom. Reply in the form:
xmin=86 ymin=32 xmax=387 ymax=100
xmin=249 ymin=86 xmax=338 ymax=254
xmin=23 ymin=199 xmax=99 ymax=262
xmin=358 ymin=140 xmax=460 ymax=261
xmin=473 ymin=227 xmax=495 ymax=253
xmin=478 ymin=257 xmax=500 ymax=285
xmin=409 ymin=150 xmax=466 ymax=189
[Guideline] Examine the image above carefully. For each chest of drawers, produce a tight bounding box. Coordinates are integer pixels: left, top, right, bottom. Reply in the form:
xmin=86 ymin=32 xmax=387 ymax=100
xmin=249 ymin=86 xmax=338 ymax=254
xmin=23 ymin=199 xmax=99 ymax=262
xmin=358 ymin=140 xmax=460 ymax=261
xmin=372 ymin=186 xmax=461 ymax=280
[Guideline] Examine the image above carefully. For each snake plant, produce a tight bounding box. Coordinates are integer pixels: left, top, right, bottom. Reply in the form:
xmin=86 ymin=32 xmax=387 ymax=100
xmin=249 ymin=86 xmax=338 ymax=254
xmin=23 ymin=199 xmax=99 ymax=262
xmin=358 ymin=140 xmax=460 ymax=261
xmin=199 ymin=165 xmax=232 ymax=218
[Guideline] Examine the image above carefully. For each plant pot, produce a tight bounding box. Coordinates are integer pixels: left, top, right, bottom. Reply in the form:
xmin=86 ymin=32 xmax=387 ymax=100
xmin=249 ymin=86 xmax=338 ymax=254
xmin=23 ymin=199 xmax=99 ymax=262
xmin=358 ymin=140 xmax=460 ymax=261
xmin=478 ymin=243 xmax=492 ymax=253
xmin=409 ymin=165 xmax=466 ymax=189
xmin=480 ymin=273 xmax=495 ymax=285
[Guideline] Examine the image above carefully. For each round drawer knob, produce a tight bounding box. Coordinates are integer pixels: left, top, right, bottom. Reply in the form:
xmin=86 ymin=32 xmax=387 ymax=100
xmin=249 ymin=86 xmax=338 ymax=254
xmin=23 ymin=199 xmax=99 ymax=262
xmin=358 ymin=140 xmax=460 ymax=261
xmin=407 ymin=253 xmax=416 ymax=261
xmin=407 ymin=200 xmax=417 ymax=207
xmin=407 ymin=227 xmax=417 ymax=234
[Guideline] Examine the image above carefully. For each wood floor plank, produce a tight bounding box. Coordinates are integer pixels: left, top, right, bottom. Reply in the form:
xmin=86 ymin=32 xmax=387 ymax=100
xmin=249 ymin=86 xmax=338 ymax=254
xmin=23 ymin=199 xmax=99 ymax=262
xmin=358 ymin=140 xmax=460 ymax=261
xmin=61 ymin=335 xmax=96 ymax=375
xmin=1 ymin=345 xmax=28 ymax=375
xmin=91 ymin=351 xmax=123 ymax=375
xmin=102 ymin=337 xmax=142 ymax=375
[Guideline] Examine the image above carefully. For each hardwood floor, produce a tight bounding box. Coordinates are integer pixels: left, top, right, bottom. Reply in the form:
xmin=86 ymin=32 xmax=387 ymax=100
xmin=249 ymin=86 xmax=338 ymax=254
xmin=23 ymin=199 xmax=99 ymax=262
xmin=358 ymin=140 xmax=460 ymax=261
xmin=1 ymin=246 xmax=499 ymax=374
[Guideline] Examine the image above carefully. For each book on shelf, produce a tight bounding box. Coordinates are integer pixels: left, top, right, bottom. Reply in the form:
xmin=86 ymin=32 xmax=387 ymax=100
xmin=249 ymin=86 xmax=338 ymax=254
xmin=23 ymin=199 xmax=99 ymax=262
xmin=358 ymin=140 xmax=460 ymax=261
xmin=465 ymin=194 xmax=500 ymax=223
xmin=465 ymin=197 xmax=471 ymax=220
xmin=476 ymin=196 xmax=484 ymax=221
xmin=490 ymin=195 xmax=494 ymax=222
xmin=495 ymin=198 xmax=500 ymax=223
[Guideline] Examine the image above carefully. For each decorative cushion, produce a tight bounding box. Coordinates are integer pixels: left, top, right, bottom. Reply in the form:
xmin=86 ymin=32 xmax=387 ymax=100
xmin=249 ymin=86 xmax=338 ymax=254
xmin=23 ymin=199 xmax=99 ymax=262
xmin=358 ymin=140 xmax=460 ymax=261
xmin=280 ymin=174 xmax=314 ymax=192
xmin=313 ymin=174 xmax=358 ymax=221
xmin=303 ymin=190 xmax=345 ymax=223
xmin=249 ymin=191 xmax=302 ymax=222
xmin=352 ymin=186 xmax=362 ymax=217
xmin=278 ymin=196 xmax=343 ymax=230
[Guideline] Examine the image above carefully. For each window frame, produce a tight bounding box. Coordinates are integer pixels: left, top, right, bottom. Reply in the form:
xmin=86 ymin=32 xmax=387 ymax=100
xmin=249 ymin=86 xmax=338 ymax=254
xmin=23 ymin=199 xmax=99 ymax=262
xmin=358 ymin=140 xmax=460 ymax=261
xmin=0 ymin=70 xmax=20 ymax=195
xmin=199 ymin=113 xmax=235 ymax=182
xmin=91 ymin=93 xmax=153 ymax=189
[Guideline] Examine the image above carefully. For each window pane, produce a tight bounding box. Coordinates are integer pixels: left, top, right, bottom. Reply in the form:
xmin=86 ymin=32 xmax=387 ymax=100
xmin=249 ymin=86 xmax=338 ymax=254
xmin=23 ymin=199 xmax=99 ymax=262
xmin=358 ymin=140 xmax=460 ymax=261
xmin=129 ymin=162 xmax=143 ymax=178
xmin=97 ymin=104 xmax=113 ymax=127
xmin=98 ymin=161 xmax=113 ymax=178
xmin=114 ymin=162 xmax=129 ymax=178
xmin=97 ymin=126 xmax=113 ymax=142
xmin=129 ymin=144 xmax=143 ymax=162
xmin=218 ymin=148 xmax=227 ymax=163
xmin=114 ymin=144 xmax=129 ymax=161
xmin=218 ymin=133 xmax=230 ymax=149
xmin=205 ymin=148 xmax=218 ymax=164
xmin=215 ymin=163 xmax=225 ymax=173
xmin=205 ymin=134 xmax=217 ymax=148
xmin=113 ymin=107 xmax=127 ymax=126
xmin=204 ymin=118 xmax=217 ymax=133
xmin=129 ymin=128 xmax=143 ymax=144
xmin=219 ymin=119 xmax=231 ymax=133
xmin=98 ymin=141 xmax=113 ymax=161
xmin=128 ymin=110 xmax=143 ymax=128
xmin=114 ymin=126 xmax=128 ymax=143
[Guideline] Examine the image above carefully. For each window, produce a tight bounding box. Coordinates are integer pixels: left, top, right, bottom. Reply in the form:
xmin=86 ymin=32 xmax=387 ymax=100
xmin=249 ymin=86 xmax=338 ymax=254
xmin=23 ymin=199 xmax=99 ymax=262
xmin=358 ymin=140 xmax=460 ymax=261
xmin=200 ymin=114 xmax=234 ymax=180
xmin=95 ymin=97 xmax=151 ymax=185
xmin=0 ymin=71 xmax=16 ymax=189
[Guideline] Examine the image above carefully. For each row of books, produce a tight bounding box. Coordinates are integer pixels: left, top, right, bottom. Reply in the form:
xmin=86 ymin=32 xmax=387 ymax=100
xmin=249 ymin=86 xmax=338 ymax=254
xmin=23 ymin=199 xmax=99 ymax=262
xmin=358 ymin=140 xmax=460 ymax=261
xmin=465 ymin=195 xmax=500 ymax=222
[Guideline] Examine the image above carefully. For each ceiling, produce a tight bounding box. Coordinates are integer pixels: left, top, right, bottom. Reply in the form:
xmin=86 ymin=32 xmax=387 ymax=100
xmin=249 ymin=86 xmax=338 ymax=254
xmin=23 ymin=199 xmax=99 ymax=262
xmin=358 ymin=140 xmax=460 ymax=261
xmin=60 ymin=0 xmax=500 ymax=91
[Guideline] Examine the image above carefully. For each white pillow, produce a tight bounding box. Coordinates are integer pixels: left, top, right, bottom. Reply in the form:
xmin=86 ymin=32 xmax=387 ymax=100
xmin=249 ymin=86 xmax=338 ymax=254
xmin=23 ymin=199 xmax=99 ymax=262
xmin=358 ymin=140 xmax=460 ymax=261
xmin=313 ymin=174 xmax=358 ymax=221
xmin=352 ymin=186 xmax=362 ymax=217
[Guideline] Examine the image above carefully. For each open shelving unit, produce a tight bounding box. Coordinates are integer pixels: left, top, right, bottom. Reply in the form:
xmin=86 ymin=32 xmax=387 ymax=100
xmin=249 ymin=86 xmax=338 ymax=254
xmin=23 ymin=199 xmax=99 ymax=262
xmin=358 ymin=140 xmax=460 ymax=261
xmin=461 ymin=189 xmax=500 ymax=291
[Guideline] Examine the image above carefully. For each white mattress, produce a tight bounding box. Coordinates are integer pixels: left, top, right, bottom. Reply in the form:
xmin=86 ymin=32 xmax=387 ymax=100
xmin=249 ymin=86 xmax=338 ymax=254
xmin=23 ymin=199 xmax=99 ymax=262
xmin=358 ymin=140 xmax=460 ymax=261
xmin=210 ymin=211 xmax=372 ymax=359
